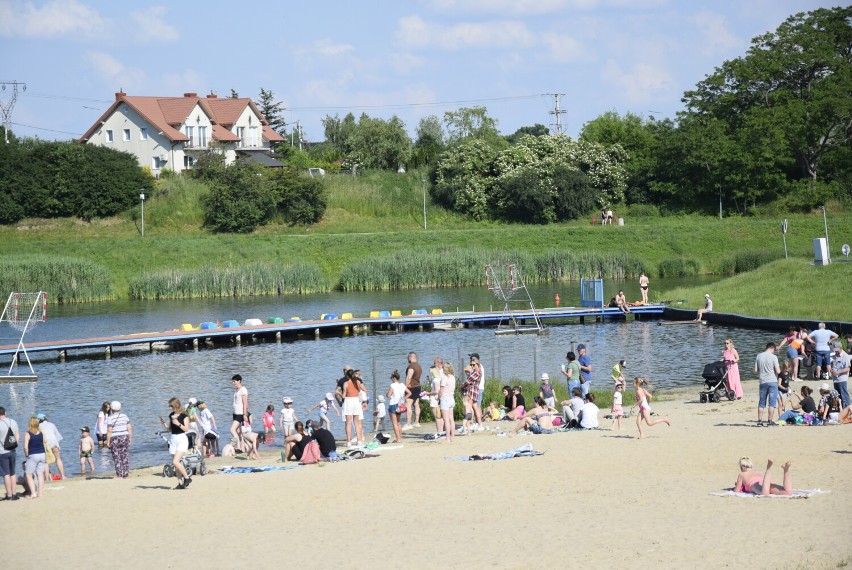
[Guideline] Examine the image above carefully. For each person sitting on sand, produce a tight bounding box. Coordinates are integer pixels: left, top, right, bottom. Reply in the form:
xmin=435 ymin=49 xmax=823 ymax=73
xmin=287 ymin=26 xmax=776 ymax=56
xmin=778 ymin=386 xmax=816 ymax=423
xmin=816 ymin=384 xmax=841 ymax=424
xmin=284 ymin=421 xmax=313 ymax=462
xmin=503 ymin=386 xmax=526 ymax=421
xmin=579 ymin=393 xmax=600 ymax=429
xmin=695 ymin=294 xmax=713 ymax=321
xmin=561 ymin=387 xmax=584 ymax=428
xmin=510 ymin=397 xmax=558 ymax=435
xmin=734 ymin=457 xmax=793 ymax=496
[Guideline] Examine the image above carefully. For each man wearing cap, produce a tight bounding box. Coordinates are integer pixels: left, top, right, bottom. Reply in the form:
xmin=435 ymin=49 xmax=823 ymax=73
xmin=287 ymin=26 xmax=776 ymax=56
xmin=230 ymin=374 xmax=249 ymax=444
xmin=37 ymin=413 xmax=66 ymax=480
xmin=0 ymin=406 xmax=20 ymax=500
xmin=577 ymin=344 xmax=592 ymax=398
xmin=829 ymin=341 xmax=851 ymax=409
xmin=695 ymin=294 xmax=713 ymax=321
xmin=805 ymin=323 xmax=839 ymax=381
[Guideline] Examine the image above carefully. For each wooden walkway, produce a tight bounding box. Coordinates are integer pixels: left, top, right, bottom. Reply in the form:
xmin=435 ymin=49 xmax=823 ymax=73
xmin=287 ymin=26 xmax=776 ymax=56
xmin=0 ymin=304 xmax=665 ymax=361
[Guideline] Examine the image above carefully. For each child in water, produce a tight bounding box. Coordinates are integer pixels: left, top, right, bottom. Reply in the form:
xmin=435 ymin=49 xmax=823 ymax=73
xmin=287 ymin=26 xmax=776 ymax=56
xmin=263 ymin=404 xmax=276 ymax=442
xmin=610 ymin=383 xmax=624 ymax=430
xmin=79 ymin=427 xmax=95 ymax=474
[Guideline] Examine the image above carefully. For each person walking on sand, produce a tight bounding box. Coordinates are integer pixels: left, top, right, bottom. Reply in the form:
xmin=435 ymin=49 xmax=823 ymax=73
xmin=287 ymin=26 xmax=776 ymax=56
xmin=735 ymin=457 xmax=793 ymax=496
xmin=160 ymin=398 xmax=192 ymax=490
xmin=639 ymin=272 xmax=649 ymax=304
xmin=723 ymin=339 xmax=744 ymax=399
xmin=342 ymin=369 xmax=367 ymax=446
xmin=754 ymin=342 xmax=781 ymax=426
xmin=229 ymin=374 xmax=248 ymax=445
xmin=403 ymin=352 xmax=422 ymax=430
xmin=695 ymin=294 xmax=713 ymax=321
xmin=1 ymin=407 xmax=21 ymax=500
xmin=631 ymin=378 xmax=670 ymax=439
xmin=105 ymin=401 xmax=131 ymax=478
xmin=428 ymin=357 xmax=445 ymax=435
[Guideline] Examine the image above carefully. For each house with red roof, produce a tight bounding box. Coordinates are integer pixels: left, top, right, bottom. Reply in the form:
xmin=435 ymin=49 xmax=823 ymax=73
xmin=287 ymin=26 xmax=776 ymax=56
xmin=79 ymin=92 xmax=285 ymax=175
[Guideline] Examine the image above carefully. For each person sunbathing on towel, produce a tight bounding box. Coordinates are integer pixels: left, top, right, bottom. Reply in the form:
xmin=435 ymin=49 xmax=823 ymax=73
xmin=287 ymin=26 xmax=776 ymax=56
xmin=510 ymin=397 xmax=558 ymax=435
xmin=734 ymin=457 xmax=793 ymax=496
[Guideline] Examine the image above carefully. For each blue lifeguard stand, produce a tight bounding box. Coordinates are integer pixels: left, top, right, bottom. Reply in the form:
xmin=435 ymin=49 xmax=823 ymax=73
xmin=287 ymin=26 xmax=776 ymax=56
xmin=580 ymin=278 xmax=604 ymax=308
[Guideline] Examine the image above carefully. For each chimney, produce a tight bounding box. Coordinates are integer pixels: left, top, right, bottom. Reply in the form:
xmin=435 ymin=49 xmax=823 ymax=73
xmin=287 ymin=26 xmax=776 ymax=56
xmin=115 ymin=91 xmax=126 ymax=101
xmin=183 ymin=92 xmax=198 ymax=98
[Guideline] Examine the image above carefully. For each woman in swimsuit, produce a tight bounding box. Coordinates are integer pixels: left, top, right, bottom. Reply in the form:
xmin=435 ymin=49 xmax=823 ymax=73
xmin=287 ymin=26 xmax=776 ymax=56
xmin=734 ymin=457 xmax=793 ymax=496
xmin=510 ymin=397 xmax=557 ymax=434
xmin=632 ymin=377 xmax=670 ymax=439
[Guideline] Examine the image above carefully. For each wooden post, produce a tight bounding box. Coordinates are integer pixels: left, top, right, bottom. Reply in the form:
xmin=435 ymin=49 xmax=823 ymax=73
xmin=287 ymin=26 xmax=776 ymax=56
xmin=59 ymin=350 xmax=66 ymax=362
xmin=192 ymin=338 xmax=199 ymax=350
xmin=276 ymin=331 xmax=281 ymax=342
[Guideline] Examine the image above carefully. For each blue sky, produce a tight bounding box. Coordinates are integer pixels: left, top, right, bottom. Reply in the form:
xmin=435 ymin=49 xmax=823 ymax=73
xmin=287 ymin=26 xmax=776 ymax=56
xmin=0 ymin=0 xmax=836 ymax=143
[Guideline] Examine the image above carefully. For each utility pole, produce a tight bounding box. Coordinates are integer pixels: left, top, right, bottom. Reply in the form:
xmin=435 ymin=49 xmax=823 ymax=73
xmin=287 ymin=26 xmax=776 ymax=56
xmin=547 ymin=93 xmax=567 ymax=135
xmin=0 ymin=80 xmax=27 ymax=144
xmin=296 ymin=120 xmax=302 ymax=151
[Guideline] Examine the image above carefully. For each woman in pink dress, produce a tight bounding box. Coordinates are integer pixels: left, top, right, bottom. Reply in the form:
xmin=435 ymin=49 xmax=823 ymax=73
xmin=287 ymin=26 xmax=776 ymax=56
xmin=723 ymin=339 xmax=744 ymax=399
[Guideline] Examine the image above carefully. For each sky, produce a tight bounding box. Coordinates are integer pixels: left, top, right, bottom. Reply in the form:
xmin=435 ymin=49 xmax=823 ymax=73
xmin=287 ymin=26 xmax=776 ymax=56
xmin=0 ymin=0 xmax=837 ymax=143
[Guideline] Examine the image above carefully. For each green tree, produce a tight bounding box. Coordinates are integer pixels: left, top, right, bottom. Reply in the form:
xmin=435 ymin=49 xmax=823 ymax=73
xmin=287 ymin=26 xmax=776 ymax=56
xmin=432 ymin=139 xmax=497 ymax=220
xmin=270 ymin=169 xmax=327 ymax=225
xmin=229 ymin=89 xmax=239 ymax=98
xmin=443 ymin=106 xmax=504 ymax=147
xmin=348 ymin=114 xmax=411 ymax=170
xmin=256 ymin=88 xmax=286 ymax=136
xmin=682 ymin=7 xmax=852 ymax=193
xmin=505 ymin=123 xmax=549 ymax=145
xmin=411 ymin=114 xmax=445 ymax=168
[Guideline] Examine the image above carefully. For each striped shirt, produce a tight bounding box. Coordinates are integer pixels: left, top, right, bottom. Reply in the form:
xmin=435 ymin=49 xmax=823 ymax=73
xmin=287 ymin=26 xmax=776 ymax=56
xmin=107 ymin=413 xmax=131 ymax=436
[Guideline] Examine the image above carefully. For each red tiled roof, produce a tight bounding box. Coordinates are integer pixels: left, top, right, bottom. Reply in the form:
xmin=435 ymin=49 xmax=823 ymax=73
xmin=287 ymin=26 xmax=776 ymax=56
xmin=79 ymin=93 xmax=284 ymax=144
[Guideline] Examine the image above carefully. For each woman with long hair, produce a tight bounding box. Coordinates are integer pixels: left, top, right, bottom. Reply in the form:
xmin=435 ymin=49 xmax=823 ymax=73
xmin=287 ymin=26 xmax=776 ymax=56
xmin=96 ymin=401 xmax=110 ymax=448
xmin=284 ymin=421 xmax=312 ymax=461
xmin=386 ymin=370 xmax=409 ymax=444
xmin=160 ymin=398 xmax=191 ymax=489
xmin=23 ymin=417 xmax=46 ymax=499
xmin=723 ymin=339 xmax=744 ymax=399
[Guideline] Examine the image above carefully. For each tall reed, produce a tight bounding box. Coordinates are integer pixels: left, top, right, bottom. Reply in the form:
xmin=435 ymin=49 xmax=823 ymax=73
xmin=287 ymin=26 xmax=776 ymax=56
xmin=0 ymin=255 xmax=112 ymax=303
xmin=128 ymin=261 xmax=328 ymax=300
xmin=338 ymin=247 xmax=646 ymax=291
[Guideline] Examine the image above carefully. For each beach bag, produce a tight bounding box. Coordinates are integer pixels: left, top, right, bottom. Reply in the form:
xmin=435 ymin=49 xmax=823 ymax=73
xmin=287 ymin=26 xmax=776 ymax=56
xmin=300 ymin=440 xmax=321 ymax=465
xmin=397 ymin=401 xmax=407 ymax=414
xmin=2 ymin=420 xmax=17 ymax=450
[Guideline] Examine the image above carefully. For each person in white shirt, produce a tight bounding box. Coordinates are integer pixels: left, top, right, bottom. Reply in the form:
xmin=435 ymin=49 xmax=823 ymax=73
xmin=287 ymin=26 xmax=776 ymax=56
xmin=579 ymin=394 xmax=599 ymax=429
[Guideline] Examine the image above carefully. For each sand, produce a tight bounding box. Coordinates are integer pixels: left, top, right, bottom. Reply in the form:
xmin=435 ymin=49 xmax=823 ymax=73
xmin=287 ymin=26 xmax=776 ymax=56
xmin=7 ymin=379 xmax=851 ymax=570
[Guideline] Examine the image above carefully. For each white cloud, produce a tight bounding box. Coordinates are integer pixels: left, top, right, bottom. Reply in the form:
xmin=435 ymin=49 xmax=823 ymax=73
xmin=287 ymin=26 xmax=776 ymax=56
xmin=0 ymin=0 xmax=107 ymax=39
xmin=395 ymin=15 xmax=535 ymax=50
xmin=541 ymin=32 xmax=584 ymax=62
xmin=86 ymin=51 xmax=146 ymax=91
xmin=429 ymin=0 xmax=568 ymax=16
xmin=601 ymin=60 xmax=677 ymax=103
xmin=294 ymin=38 xmax=355 ymax=63
xmin=690 ymin=10 xmax=740 ymax=55
xmin=131 ymin=6 xmax=179 ymax=44
xmin=389 ymin=52 xmax=426 ymax=74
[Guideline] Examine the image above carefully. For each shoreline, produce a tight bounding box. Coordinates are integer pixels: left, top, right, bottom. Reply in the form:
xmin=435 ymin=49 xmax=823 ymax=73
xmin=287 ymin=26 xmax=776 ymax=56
xmin=7 ymin=381 xmax=851 ymax=569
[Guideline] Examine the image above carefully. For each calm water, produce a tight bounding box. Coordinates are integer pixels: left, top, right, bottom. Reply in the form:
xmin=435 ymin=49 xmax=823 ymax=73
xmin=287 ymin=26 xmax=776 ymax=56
xmin=2 ymin=277 xmax=783 ymax=471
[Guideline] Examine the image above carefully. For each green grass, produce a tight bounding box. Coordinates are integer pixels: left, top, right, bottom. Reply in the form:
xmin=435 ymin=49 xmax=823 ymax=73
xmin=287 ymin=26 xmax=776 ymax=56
xmin=664 ymin=258 xmax=852 ymax=321
xmin=0 ymin=255 xmax=112 ymax=302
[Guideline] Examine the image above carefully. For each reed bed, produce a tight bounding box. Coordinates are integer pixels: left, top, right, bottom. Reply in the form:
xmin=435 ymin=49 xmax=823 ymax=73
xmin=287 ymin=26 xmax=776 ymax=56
xmin=717 ymin=250 xmax=782 ymax=275
xmin=338 ymin=247 xmax=645 ymax=291
xmin=0 ymin=255 xmax=112 ymax=303
xmin=128 ymin=261 xmax=328 ymax=300
xmin=657 ymin=258 xmax=701 ymax=277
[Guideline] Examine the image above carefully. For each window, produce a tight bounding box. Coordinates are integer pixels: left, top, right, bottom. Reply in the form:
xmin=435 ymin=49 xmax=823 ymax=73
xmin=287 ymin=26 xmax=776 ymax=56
xmin=123 ymin=129 xmax=131 ymax=142
xmin=248 ymin=126 xmax=258 ymax=147
xmin=153 ymin=156 xmax=165 ymax=169
xmin=236 ymin=126 xmax=245 ymax=148
xmin=198 ymin=126 xmax=207 ymax=148
xmin=140 ymin=127 xmax=148 ymax=140
xmin=183 ymin=155 xmax=194 ymax=168
xmin=186 ymin=125 xmax=194 ymax=147
xmin=105 ymin=130 xmax=114 ymax=143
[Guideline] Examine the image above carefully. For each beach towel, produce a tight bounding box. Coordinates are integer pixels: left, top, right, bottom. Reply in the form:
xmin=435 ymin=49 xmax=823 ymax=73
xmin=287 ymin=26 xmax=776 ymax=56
xmin=217 ymin=465 xmax=304 ymax=474
xmin=710 ymin=488 xmax=830 ymax=499
xmin=445 ymin=443 xmax=543 ymax=462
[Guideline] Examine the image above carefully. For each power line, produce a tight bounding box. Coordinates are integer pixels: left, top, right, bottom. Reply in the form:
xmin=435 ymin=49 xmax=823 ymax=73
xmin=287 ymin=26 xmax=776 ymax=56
xmin=545 ymin=93 xmax=567 ymax=134
xmin=288 ymin=94 xmax=543 ymax=112
xmin=22 ymin=91 xmax=112 ymax=104
xmin=1 ymin=81 xmax=27 ymax=143
xmin=11 ymin=122 xmax=83 ymax=136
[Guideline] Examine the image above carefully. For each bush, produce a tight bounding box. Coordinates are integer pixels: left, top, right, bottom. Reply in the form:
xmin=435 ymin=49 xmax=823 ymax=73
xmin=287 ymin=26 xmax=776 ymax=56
xmin=493 ymin=166 xmax=555 ymax=223
xmin=553 ymin=166 xmax=596 ymax=221
xmin=270 ymin=169 xmax=327 ymax=225
xmin=202 ymin=161 xmax=275 ymax=233
xmin=624 ymin=203 xmax=661 ymax=217
xmin=718 ymin=250 xmax=782 ymax=275
xmin=658 ymin=258 xmax=700 ymax=277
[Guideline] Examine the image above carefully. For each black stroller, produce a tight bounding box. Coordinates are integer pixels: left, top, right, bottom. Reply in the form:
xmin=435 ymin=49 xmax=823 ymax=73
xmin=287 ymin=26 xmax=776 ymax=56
xmin=699 ymin=361 xmax=735 ymax=403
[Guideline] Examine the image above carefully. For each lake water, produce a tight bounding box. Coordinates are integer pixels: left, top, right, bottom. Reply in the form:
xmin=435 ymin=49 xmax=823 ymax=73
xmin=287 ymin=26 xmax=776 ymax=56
xmin=1 ymin=277 xmax=784 ymax=471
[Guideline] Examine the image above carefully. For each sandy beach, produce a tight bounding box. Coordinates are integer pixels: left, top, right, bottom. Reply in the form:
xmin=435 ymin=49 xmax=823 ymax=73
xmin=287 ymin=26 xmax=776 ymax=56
xmin=7 ymin=378 xmax=851 ymax=570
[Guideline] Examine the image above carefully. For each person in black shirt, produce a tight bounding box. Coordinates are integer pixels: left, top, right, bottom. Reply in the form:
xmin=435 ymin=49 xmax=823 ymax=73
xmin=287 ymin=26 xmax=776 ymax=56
xmin=160 ymin=398 xmax=192 ymax=489
xmin=312 ymin=425 xmax=337 ymax=459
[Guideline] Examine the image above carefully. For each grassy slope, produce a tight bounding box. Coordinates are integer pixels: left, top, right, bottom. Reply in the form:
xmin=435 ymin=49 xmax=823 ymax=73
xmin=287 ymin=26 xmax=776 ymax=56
xmin=1 ymin=170 xmax=850 ymax=321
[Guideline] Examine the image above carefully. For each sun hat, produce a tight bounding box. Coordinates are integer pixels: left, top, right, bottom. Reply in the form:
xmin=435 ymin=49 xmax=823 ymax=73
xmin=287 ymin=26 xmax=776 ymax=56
xmin=820 ymin=383 xmax=830 ymax=391
xmin=282 ymin=397 xmax=293 ymax=404
xmin=110 ymin=401 xmax=121 ymax=412
xmin=377 ymin=395 xmax=385 ymax=402
xmin=541 ymin=373 xmax=549 ymax=381
xmin=188 ymin=397 xmax=197 ymax=405
xmin=325 ymin=392 xmax=334 ymax=400
xmin=705 ymin=293 xmax=710 ymax=298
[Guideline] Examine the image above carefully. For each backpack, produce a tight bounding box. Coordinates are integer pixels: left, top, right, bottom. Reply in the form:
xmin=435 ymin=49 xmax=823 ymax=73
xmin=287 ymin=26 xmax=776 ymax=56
xmin=299 ymin=439 xmax=321 ymax=465
xmin=2 ymin=420 xmax=18 ymax=450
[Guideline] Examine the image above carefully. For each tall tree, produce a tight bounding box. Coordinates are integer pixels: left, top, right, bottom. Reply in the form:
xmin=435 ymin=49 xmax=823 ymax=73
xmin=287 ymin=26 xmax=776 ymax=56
xmin=682 ymin=7 xmax=852 ymax=187
xmin=505 ymin=123 xmax=549 ymax=145
xmin=412 ymin=114 xmax=445 ymax=168
xmin=255 ymin=88 xmax=286 ymax=135
xmin=443 ymin=106 xmax=503 ymax=147
xmin=229 ymin=89 xmax=239 ymax=99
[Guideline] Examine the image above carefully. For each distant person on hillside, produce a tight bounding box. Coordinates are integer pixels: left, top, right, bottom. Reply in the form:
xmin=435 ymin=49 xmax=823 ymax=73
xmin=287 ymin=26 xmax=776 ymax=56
xmin=605 ymin=208 xmax=614 ymax=225
xmin=695 ymin=294 xmax=713 ymax=322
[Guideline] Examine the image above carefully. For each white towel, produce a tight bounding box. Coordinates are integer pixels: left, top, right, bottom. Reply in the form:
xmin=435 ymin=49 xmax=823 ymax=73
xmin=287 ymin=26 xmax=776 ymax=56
xmin=710 ymin=488 xmax=830 ymax=499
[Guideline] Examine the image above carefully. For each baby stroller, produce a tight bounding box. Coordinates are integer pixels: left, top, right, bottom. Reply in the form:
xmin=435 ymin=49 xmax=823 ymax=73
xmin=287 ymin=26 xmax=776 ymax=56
xmin=699 ymin=361 xmax=735 ymax=403
xmin=158 ymin=430 xmax=209 ymax=477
